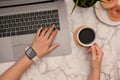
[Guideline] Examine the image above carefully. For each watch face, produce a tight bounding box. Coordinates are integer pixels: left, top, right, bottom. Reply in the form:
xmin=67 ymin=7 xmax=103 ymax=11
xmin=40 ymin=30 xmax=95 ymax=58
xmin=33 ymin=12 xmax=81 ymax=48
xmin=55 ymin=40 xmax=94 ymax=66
xmin=25 ymin=47 xmax=36 ymax=59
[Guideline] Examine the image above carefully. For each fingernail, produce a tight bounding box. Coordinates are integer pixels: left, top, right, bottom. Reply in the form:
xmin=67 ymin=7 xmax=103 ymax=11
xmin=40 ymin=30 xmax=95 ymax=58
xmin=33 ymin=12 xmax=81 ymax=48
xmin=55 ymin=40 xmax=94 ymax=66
xmin=52 ymin=24 xmax=55 ymax=27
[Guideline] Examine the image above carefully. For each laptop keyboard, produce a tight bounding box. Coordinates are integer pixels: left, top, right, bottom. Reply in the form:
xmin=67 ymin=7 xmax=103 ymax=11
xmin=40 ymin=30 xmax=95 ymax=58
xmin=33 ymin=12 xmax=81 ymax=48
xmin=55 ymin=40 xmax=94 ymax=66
xmin=0 ymin=9 xmax=60 ymax=38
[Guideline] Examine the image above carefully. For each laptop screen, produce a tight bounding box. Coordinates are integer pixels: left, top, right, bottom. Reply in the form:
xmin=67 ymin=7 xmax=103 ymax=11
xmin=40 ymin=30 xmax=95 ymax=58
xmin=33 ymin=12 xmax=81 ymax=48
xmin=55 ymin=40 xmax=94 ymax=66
xmin=0 ymin=0 xmax=54 ymax=8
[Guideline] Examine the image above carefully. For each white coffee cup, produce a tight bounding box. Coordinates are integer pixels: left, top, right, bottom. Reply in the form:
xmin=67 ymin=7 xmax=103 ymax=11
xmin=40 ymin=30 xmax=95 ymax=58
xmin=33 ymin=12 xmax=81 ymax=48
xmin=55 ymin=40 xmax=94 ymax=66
xmin=74 ymin=26 xmax=96 ymax=47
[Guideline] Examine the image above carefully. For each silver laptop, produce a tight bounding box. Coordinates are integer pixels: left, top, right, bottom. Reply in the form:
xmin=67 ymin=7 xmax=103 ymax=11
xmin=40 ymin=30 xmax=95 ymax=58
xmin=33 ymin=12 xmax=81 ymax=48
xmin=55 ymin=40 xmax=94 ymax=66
xmin=0 ymin=0 xmax=71 ymax=63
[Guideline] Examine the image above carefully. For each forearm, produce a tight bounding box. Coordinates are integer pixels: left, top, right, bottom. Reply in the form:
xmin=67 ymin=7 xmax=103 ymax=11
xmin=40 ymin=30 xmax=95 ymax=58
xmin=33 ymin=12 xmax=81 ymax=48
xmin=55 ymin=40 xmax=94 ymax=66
xmin=88 ymin=68 xmax=101 ymax=80
xmin=0 ymin=55 xmax=33 ymax=80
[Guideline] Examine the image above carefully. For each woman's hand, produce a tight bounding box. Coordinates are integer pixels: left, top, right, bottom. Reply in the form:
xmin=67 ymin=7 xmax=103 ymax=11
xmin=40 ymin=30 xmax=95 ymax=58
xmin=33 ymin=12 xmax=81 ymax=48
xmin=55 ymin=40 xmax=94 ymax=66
xmin=31 ymin=24 xmax=59 ymax=58
xmin=88 ymin=44 xmax=104 ymax=70
xmin=88 ymin=44 xmax=103 ymax=80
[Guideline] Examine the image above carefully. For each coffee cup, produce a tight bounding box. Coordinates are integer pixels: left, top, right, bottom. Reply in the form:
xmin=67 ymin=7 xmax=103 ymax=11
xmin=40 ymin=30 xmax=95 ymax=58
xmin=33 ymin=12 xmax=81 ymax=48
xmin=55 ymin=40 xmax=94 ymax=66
xmin=74 ymin=26 xmax=96 ymax=47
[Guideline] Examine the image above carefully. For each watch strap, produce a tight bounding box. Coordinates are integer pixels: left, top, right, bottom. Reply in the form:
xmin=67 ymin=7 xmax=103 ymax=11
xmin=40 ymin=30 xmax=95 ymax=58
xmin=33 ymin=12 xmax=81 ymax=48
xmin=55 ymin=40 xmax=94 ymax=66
xmin=32 ymin=56 xmax=39 ymax=62
xmin=25 ymin=47 xmax=39 ymax=62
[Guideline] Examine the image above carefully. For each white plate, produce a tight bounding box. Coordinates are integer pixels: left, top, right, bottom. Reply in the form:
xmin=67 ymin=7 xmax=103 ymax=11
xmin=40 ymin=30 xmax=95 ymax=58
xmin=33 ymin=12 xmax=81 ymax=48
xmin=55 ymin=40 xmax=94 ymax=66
xmin=95 ymin=2 xmax=120 ymax=26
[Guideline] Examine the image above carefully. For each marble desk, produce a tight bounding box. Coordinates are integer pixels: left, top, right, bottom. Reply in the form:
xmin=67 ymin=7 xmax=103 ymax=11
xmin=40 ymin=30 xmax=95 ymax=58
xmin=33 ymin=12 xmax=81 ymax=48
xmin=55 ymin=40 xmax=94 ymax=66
xmin=0 ymin=0 xmax=120 ymax=80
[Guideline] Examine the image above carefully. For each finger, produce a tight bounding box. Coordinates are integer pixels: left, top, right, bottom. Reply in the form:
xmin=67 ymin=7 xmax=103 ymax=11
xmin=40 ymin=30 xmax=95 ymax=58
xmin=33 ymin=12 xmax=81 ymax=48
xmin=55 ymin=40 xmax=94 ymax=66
xmin=48 ymin=43 xmax=59 ymax=52
xmin=40 ymin=28 xmax=48 ymax=38
xmin=48 ymin=29 xmax=58 ymax=43
xmin=91 ymin=45 xmax=96 ymax=60
xmin=45 ymin=24 xmax=55 ymax=39
xmin=95 ymin=44 xmax=103 ymax=56
xmin=95 ymin=43 xmax=101 ymax=49
xmin=88 ymin=47 xmax=92 ymax=53
xmin=35 ymin=27 xmax=43 ymax=38
xmin=95 ymin=44 xmax=101 ymax=53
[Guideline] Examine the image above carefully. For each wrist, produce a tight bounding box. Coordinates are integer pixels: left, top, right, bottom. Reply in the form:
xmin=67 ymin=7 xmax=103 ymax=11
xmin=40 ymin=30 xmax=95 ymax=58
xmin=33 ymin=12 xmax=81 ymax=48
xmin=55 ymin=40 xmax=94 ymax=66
xmin=91 ymin=63 xmax=101 ymax=70
xmin=91 ymin=66 xmax=101 ymax=73
xmin=25 ymin=47 xmax=39 ymax=62
xmin=24 ymin=55 xmax=34 ymax=63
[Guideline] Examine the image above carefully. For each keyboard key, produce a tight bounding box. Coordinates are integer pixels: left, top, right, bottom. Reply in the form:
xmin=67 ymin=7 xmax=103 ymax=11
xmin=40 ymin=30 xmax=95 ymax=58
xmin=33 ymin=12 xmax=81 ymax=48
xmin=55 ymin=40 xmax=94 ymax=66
xmin=35 ymin=12 xmax=39 ymax=16
xmin=16 ymin=19 xmax=20 ymax=23
xmin=26 ymin=22 xmax=30 ymax=25
xmin=0 ymin=16 xmax=3 ymax=20
xmin=30 ymin=13 xmax=35 ymax=16
xmin=33 ymin=17 xmax=37 ymax=20
xmin=8 ymin=15 xmax=12 ymax=19
xmin=3 ymin=21 xmax=6 ymax=24
xmin=12 ymin=28 xmax=15 ymax=32
xmin=16 ymin=27 xmax=20 ymax=31
xmin=22 ymin=22 xmax=26 ymax=26
xmin=0 ymin=25 xmax=3 ymax=29
xmin=0 ymin=21 xmax=2 ymax=24
xmin=20 ymin=27 xmax=24 ymax=31
xmin=17 ymin=14 xmax=22 ymax=18
xmin=18 ymin=23 xmax=22 ymax=27
xmin=55 ymin=14 xmax=59 ymax=18
xmin=43 ymin=11 xmax=47 ymax=15
xmin=24 ymin=18 xmax=28 ymax=22
xmin=7 ymin=28 xmax=11 ymax=32
xmin=52 ymin=10 xmax=58 ymax=14
xmin=3 ymin=33 xmax=6 ymax=37
xmin=0 ymin=34 xmax=1 ymax=37
xmin=51 ymin=15 xmax=54 ymax=18
xmin=12 ymin=19 xmax=15 ymax=23
xmin=56 ymin=27 xmax=60 ymax=30
xmin=33 ymin=25 xmax=38 ymax=30
xmin=13 ymin=23 xmax=17 ymax=27
xmin=16 ymin=30 xmax=36 ymax=35
xmin=35 ymin=21 xmax=39 ymax=24
xmin=20 ymin=18 xmax=24 ymax=22
xmin=52 ymin=19 xmax=56 ymax=22
xmin=43 ymin=20 xmax=47 ymax=23
xmin=11 ymin=32 xmax=15 ymax=36
xmin=0 ymin=29 xmax=6 ymax=33
xmin=46 ymin=15 xmax=50 ymax=18
xmin=5 ymin=25 xmax=8 ymax=28
xmin=39 ymin=12 xmax=43 ymax=15
xmin=31 ymin=21 xmax=34 ymax=25
xmin=42 ymin=24 xmax=45 ymax=27
xmin=7 ymin=20 xmax=11 ymax=24
xmin=37 ymin=16 xmax=41 ymax=20
xmin=25 ymin=13 xmax=30 ymax=17
xmin=42 ymin=16 xmax=45 ymax=19
xmin=48 ymin=11 xmax=52 ymax=14
xmin=39 ymin=20 xmax=42 ymax=24
xmin=13 ymin=15 xmax=17 ymax=18
xmin=22 ymin=14 xmax=26 ymax=17
xmin=46 ymin=24 xmax=50 ymax=27
xmin=48 ymin=19 xmax=52 ymax=23
xmin=25 ymin=26 xmax=29 ymax=30
xmin=7 ymin=33 xmax=10 ymax=36
xmin=29 ymin=26 xmax=32 ymax=29
xmin=29 ymin=17 xmax=32 ymax=21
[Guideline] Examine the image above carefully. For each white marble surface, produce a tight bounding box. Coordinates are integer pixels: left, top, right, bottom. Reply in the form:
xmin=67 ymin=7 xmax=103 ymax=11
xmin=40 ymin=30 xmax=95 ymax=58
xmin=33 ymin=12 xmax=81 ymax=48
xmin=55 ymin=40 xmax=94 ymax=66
xmin=0 ymin=0 xmax=120 ymax=80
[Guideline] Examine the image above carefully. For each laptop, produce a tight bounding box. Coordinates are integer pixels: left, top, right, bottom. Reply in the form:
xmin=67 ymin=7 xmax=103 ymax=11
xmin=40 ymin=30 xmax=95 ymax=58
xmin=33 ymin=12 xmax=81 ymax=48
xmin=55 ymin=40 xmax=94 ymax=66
xmin=0 ymin=0 xmax=71 ymax=63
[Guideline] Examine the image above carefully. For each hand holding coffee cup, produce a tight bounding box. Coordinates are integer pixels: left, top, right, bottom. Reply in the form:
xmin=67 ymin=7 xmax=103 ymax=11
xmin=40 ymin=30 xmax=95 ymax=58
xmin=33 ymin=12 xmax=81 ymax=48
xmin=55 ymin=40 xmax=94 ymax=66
xmin=74 ymin=26 xmax=96 ymax=47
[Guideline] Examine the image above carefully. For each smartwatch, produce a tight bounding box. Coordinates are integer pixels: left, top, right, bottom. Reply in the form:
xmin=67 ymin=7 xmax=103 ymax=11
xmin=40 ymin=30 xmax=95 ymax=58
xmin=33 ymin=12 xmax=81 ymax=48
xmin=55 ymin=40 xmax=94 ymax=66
xmin=25 ymin=47 xmax=39 ymax=62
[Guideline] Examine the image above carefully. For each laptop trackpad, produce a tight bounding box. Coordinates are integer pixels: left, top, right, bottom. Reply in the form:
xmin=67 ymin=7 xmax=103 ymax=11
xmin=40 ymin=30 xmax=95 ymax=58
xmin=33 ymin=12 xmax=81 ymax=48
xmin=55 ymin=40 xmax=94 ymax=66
xmin=11 ymin=34 xmax=35 ymax=60
xmin=0 ymin=37 xmax=13 ymax=62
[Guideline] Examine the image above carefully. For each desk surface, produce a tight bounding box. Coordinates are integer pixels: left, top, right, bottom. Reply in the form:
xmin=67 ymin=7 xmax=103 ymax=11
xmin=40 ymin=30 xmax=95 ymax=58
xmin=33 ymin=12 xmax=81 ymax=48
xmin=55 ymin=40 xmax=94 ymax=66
xmin=0 ymin=0 xmax=120 ymax=80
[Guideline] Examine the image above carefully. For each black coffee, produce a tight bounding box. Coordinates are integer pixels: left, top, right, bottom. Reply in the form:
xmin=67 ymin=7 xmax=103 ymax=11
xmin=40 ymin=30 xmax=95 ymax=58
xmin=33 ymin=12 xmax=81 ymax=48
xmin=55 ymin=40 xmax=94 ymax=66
xmin=78 ymin=28 xmax=95 ymax=44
